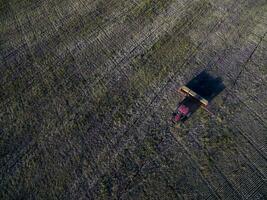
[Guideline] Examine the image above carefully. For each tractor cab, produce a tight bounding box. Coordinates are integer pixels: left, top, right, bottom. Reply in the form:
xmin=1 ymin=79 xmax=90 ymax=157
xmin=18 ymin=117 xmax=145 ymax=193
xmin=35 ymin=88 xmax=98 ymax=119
xmin=172 ymin=96 xmax=199 ymax=123
xmin=172 ymin=104 xmax=189 ymax=122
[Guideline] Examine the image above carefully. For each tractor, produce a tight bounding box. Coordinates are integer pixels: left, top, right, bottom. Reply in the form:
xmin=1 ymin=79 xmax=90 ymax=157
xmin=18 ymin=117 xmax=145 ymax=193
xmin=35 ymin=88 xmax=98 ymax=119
xmin=171 ymin=71 xmax=225 ymax=123
xmin=172 ymin=86 xmax=211 ymax=123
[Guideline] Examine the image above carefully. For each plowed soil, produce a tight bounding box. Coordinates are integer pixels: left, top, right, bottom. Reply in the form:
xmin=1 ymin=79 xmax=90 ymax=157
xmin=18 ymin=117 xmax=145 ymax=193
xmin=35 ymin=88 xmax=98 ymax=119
xmin=1 ymin=0 xmax=266 ymax=199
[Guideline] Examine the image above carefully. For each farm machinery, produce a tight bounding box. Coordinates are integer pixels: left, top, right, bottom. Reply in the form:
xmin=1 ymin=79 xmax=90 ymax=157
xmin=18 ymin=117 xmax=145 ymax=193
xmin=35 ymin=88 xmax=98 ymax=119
xmin=171 ymin=71 xmax=225 ymax=123
xmin=172 ymin=86 xmax=211 ymax=123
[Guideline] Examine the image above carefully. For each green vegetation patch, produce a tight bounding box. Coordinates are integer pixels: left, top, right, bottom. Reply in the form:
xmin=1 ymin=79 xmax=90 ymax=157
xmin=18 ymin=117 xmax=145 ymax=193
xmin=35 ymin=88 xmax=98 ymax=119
xmin=129 ymin=0 xmax=212 ymax=93
xmin=130 ymin=0 xmax=174 ymax=23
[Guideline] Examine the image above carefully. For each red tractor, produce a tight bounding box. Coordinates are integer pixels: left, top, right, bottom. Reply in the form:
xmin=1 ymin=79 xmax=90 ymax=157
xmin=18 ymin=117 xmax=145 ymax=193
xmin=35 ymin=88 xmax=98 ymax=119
xmin=172 ymin=86 xmax=211 ymax=123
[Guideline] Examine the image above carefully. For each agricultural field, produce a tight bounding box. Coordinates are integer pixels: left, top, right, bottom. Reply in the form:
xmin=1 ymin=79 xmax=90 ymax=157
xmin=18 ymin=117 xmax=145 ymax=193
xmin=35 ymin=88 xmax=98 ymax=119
xmin=0 ymin=0 xmax=266 ymax=199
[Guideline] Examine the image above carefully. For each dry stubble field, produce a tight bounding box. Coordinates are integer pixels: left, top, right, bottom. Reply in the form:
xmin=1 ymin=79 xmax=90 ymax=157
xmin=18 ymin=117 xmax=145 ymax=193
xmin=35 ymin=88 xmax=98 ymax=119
xmin=0 ymin=0 xmax=267 ymax=199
